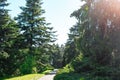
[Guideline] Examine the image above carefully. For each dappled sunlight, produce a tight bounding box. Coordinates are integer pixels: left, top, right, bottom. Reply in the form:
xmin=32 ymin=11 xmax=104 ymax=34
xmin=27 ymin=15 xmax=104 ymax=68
xmin=1 ymin=0 xmax=120 ymax=80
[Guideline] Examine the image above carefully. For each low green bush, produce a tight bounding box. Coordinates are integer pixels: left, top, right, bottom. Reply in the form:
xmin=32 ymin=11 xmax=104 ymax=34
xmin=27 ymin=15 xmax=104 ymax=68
xmin=20 ymin=55 xmax=37 ymax=74
xmin=91 ymin=76 xmax=111 ymax=80
xmin=46 ymin=64 xmax=54 ymax=70
xmin=54 ymin=73 xmax=85 ymax=80
xmin=36 ymin=63 xmax=47 ymax=73
xmin=71 ymin=54 xmax=94 ymax=73
xmin=36 ymin=63 xmax=54 ymax=73
xmin=54 ymin=73 xmax=113 ymax=80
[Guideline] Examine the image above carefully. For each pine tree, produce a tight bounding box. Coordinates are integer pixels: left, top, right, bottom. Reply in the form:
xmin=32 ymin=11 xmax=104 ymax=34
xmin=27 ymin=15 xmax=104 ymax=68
xmin=15 ymin=0 xmax=56 ymax=74
xmin=0 ymin=0 xmax=10 ymax=57
xmin=0 ymin=0 xmax=19 ymax=76
xmin=70 ymin=0 xmax=120 ymax=79
xmin=62 ymin=10 xmax=81 ymax=66
xmin=16 ymin=0 xmax=55 ymax=53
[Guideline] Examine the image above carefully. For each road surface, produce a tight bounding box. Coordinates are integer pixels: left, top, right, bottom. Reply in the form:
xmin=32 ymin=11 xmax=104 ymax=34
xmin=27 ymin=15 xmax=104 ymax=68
xmin=38 ymin=74 xmax=56 ymax=80
xmin=38 ymin=69 xmax=58 ymax=80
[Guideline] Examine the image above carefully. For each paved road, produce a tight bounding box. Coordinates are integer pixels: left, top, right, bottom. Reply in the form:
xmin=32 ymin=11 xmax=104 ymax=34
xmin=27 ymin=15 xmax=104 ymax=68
xmin=38 ymin=69 xmax=58 ymax=80
xmin=38 ymin=74 xmax=56 ymax=80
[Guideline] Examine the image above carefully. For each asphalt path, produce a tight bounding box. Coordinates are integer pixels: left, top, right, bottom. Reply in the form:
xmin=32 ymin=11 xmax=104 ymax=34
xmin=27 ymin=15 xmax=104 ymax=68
xmin=38 ymin=69 xmax=58 ymax=80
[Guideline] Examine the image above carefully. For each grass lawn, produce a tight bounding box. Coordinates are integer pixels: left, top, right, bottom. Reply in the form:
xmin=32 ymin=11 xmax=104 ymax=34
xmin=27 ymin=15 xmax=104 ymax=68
xmin=5 ymin=74 xmax=44 ymax=80
xmin=0 ymin=70 xmax=52 ymax=80
xmin=41 ymin=70 xmax=52 ymax=74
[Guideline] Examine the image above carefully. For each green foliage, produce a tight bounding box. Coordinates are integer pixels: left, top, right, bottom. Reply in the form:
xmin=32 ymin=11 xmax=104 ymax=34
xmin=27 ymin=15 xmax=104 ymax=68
xmin=15 ymin=0 xmax=55 ymax=49
xmin=0 ymin=51 xmax=9 ymax=59
xmin=54 ymin=68 xmax=113 ymax=80
xmin=0 ymin=0 xmax=19 ymax=77
xmin=36 ymin=62 xmax=48 ymax=73
xmin=71 ymin=54 xmax=93 ymax=73
xmin=57 ymin=67 xmax=71 ymax=74
xmin=63 ymin=23 xmax=80 ymax=66
xmin=55 ymin=64 xmax=74 ymax=78
xmin=54 ymin=73 xmax=75 ymax=80
xmin=91 ymin=77 xmax=111 ymax=80
xmin=41 ymin=70 xmax=52 ymax=74
xmin=50 ymin=44 xmax=64 ymax=68
xmin=46 ymin=64 xmax=54 ymax=70
xmin=61 ymin=0 xmax=120 ymax=80
xmin=54 ymin=73 xmax=85 ymax=80
xmin=63 ymin=41 xmax=79 ymax=66
xmin=20 ymin=55 xmax=37 ymax=74
xmin=14 ymin=0 xmax=56 ymax=75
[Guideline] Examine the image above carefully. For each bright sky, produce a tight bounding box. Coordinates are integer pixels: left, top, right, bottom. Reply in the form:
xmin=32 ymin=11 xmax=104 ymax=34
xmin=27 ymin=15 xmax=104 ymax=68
xmin=7 ymin=0 xmax=84 ymax=45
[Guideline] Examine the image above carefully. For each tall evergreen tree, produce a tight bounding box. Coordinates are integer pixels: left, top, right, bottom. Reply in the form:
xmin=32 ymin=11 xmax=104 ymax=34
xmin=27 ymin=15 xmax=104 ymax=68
xmin=70 ymin=0 xmax=120 ymax=79
xmin=15 ymin=0 xmax=56 ymax=74
xmin=50 ymin=44 xmax=64 ymax=68
xmin=62 ymin=9 xmax=81 ymax=66
xmin=16 ymin=0 xmax=54 ymax=50
xmin=0 ymin=0 xmax=19 ymax=76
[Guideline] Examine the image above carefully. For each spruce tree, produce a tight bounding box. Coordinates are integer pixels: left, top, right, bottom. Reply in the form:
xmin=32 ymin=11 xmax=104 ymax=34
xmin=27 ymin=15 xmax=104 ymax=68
xmin=16 ymin=0 xmax=54 ymax=53
xmin=70 ymin=0 xmax=120 ymax=79
xmin=0 ymin=0 xmax=19 ymax=76
xmin=15 ymin=0 xmax=56 ymax=74
xmin=62 ymin=10 xmax=81 ymax=66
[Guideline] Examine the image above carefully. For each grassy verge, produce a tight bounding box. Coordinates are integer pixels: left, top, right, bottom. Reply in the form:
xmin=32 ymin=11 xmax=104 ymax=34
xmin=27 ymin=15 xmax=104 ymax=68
xmin=41 ymin=70 xmax=52 ymax=74
xmin=5 ymin=74 xmax=44 ymax=80
xmin=0 ymin=70 xmax=52 ymax=80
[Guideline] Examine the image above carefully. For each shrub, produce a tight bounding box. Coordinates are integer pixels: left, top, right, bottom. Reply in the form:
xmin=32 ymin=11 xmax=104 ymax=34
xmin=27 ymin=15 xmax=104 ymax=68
xmin=20 ymin=55 xmax=36 ymax=74
xmin=54 ymin=73 xmax=84 ymax=80
xmin=36 ymin=63 xmax=46 ymax=73
xmin=46 ymin=64 xmax=54 ymax=70
xmin=57 ymin=64 xmax=74 ymax=74
xmin=90 ymin=76 xmax=111 ymax=80
xmin=71 ymin=54 xmax=94 ymax=73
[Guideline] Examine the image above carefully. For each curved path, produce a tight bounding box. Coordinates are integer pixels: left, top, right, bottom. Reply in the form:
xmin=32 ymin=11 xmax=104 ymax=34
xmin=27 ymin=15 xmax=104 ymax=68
xmin=38 ymin=69 xmax=58 ymax=80
xmin=38 ymin=74 xmax=55 ymax=80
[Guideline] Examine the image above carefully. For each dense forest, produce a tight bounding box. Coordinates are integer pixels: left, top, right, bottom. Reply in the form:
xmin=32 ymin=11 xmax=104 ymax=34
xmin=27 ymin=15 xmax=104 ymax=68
xmin=55 ymin=0 xmax=120 ymax=80
xmin=0 ymin=0 xmax=62 ymax=77
xmin=0 ymin=0 xmax=120 ymax=80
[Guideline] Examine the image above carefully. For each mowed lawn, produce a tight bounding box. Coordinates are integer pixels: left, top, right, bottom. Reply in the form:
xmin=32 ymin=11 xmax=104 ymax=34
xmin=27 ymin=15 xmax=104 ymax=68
xmin=0 ymin=70 xmax=52 ymax=80
xmin=5 ymin=74 xmax=44 ymax=80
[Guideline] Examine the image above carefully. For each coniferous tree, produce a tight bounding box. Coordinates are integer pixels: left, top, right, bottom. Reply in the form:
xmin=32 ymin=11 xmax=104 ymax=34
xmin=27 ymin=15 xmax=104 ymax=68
xmin=70 ymin=0 xmax=120 ymax=79
xmin=0 ymin=0 xmax=19 ymax=76
xmin=15 ymin=0 xmax=56 ymax=74
xmin=16 ymin=0 xmax=54 ymax=50
xmin=50 ymin=44 xmax=64 ymax=68
xmin=62 ymin=10 xmax=81 ymax=66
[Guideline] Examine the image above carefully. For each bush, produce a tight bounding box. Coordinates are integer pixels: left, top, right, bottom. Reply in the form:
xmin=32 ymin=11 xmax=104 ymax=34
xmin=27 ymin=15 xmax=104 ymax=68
xmin=71 ymin=54 xmax=94 ymax=73
xmin=57 ymin=64 xmax=74 ymax=74
xmin=20 ymin=55 xmax=36 ymax=74
xmin=46 ymin=64 xmax=54 ymax=70
xmin=54 ymin=72 xmax=113 ymax=80
xmin=92 ymin=76 xmax=111 ymax=80
xmin=36 ymin=64 xmax=54 ymax=73
xmin=54 ymin=73 xmax=74 ymax=80
xmin=36 ymin=62 xmax=47 ymax=73
xmin=54 ymin=73 xmax=84 ymax=80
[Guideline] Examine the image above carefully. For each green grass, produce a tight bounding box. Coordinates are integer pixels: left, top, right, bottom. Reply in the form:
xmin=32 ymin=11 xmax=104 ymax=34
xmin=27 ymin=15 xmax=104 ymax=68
xmin=0 ymin=70 xmax=52 ymax=80
xmin=5 ymin=74 xmax=44 ymax=80
xmin=41 ymin=70 xmax=52 ymax=74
